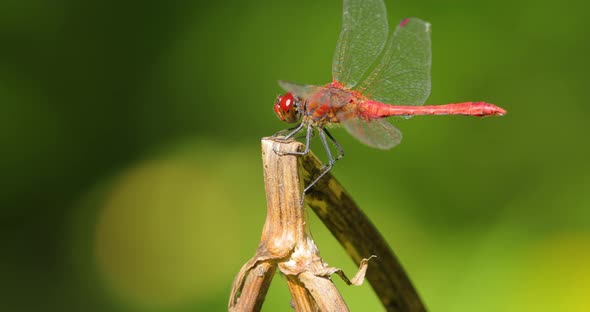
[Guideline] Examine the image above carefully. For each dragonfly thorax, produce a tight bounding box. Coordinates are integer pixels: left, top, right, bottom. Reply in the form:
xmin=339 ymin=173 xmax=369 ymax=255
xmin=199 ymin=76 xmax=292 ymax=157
xmin=273 ymin=92 xmax=302 ymax=123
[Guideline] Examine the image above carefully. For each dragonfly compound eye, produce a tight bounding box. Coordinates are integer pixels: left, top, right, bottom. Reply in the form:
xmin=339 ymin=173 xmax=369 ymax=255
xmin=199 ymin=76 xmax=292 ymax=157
xmin=279 ymin=92 xmax=294 ymax=112
xmin=273 ymin=92 xmax=300 ymax=123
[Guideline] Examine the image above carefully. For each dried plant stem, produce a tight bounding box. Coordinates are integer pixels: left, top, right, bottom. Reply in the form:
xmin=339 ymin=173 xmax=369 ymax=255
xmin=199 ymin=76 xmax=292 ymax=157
xmin=229 ymin=137 xmax=424 ymax=312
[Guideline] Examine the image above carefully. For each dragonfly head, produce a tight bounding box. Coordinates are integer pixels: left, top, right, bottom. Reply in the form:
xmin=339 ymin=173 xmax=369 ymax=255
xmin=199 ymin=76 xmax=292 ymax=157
xmin=273 ymin=92 xmax=301 ymax=123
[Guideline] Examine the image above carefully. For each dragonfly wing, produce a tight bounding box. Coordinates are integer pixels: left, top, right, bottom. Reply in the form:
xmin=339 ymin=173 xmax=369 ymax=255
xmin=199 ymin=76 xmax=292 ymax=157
xmin=332 ymin=0 xmax=388 ymax=89
xmin=278 ymin=80 xmax=321 ymax=98
xmin=338 ymin=115 xmax=402 ymax=150
xmin=357 ymin=18 xmax=431 ymax=106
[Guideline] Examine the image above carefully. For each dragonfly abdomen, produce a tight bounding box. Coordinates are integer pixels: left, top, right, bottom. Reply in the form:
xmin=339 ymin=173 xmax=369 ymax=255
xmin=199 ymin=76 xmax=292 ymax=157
xmin=360 ymin=100 xmax=506 ymax=118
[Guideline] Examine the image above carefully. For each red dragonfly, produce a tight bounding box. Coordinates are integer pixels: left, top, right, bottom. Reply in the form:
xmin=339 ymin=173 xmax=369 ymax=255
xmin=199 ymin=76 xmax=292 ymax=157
xmin=273 ymin=0 xmax=506 ymax=192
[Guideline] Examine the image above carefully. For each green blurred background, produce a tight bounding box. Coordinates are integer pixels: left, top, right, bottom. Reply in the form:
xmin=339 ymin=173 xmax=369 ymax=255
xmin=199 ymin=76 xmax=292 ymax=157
xmin=1 ymin=0 xmax=589 ymax=311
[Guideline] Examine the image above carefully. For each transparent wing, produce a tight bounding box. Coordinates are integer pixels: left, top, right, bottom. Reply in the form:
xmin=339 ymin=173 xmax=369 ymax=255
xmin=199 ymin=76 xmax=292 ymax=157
xmin=338 ymin=113 xmax=402 ymax=150
xmin=278 ymin=80 xmax=321 ymax=98
xmin=332 ymin=0 xmax=388 ymax=89
xmin=357 ymin=18 xmax=431 ymax=106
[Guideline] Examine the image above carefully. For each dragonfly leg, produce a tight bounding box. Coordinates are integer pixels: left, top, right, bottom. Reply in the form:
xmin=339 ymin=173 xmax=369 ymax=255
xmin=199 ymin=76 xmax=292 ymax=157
xmin=322 ymin=128 xmax=345 ymax=161
xmin=303 ymin=127 xmax=337 ymax=194
xmin=273 ymin=122 xmax=305 ymax=138
xmin=285 ymin=122 xmax=315 ymax=141
xmin=273 ymin=123 xmax=313 ymax=156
